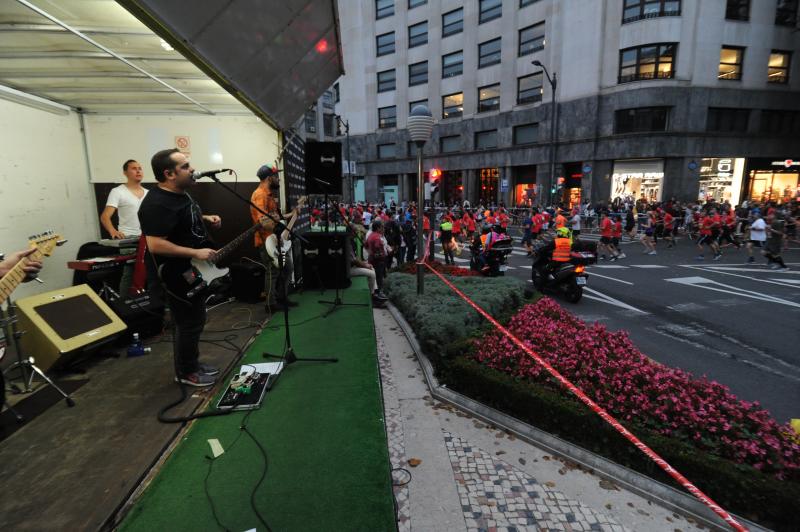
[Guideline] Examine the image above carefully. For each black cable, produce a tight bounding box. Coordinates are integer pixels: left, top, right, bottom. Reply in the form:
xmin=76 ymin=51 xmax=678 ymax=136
xmin=242 ymin=425 xmax=273 ymax=532
xmin=391 ymin=467 xmax=412 ymax=487
xmin=203 ymin=456 xmax=232 ymax=532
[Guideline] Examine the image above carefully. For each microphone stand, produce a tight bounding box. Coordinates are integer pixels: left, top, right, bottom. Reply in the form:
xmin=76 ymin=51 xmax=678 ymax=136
xmin=199 ymin=172 xmax=336 ymax=372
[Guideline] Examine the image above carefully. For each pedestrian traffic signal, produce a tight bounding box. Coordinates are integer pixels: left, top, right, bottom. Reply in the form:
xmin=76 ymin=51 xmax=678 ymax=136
xmin=430 ymin=168 xmax=442 ymax=195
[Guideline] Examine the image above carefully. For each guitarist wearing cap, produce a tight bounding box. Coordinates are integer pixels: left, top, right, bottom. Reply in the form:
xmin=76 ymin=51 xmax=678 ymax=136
xmin=138 ymin=148 xmax=223 ymax=388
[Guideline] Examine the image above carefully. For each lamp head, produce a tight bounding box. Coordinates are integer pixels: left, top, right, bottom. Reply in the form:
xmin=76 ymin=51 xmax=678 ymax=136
xmin=408 ymin=104 xmax=434 ymax=145
xmin=531 ymin=60 xmax=542 ymax=67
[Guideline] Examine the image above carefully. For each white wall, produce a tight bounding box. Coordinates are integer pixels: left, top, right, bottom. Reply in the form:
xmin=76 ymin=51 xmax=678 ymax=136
xmin=0 ymin=99 xmax=98 ymax=299
xmin=86 ymin=114 xmax=280 ymax=184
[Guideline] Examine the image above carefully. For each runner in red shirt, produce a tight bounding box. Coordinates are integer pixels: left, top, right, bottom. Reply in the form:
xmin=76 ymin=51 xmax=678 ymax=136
xmin=598 ymin=211 xmax=616 ymax=261
xmin=663 ymin=211 xmax=675 ymax=248
xmin=696 ymin=211 xmax=721 ymax=260
xmin=612 ymin=215 xmax=625 ymax=259
xmin=497 ymin=210 xmax=510 ymax=233
xmin=719 ymin=209 xmax=741 ymax=249
xmin=531 ymin=211 xmax=543 ymax=240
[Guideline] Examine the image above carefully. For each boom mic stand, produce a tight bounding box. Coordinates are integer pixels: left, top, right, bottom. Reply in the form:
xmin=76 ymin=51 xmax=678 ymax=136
xmin=197 ymin=171 xmax=337 ymax=370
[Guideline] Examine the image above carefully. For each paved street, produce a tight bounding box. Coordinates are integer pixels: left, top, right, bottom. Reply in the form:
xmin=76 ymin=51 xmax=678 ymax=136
xmin=435 ymin=232 xmax=800 ymax=423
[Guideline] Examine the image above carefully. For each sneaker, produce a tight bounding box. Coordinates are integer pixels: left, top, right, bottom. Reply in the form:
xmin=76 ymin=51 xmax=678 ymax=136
xmin=609 ymin=256 xmax=617 ymax=262
xmin=780 ymin=266 xmax=790 ymax=271
xmin=199 ymin=363 xmax=219 ymax=376
xmin=373 ymin=290 xmax=389 ymax=301
xmin=599 ymin=255 xmax=607 ymax=261
xmin=648 ymin=250 xmax=657 ymax=255
xmin=769 ymin=264 xmax=781 ymax=270
xmin=618 ymin=253 xmax=627 ymax=259
xmin=175 ymin=372 xmax=215 ymax=387
xmin=712 ymin=254 xmax=722 ymax=261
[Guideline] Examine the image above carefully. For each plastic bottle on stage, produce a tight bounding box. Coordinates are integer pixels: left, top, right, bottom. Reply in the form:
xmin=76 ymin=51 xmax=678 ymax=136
xmin=127 ymin=332 xmax=151 ymax=357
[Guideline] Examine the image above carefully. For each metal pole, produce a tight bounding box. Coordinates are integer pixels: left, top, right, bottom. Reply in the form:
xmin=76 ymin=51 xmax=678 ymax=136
xmin=345 ymin=119 xmax=352 ymax=203
xmin=548 ymin=74 xmax=557 ymax=207
xmin=551 ymin=73 xmax=558 ymax=207
xmin=416 ymin=144 xmax=425 ymax=295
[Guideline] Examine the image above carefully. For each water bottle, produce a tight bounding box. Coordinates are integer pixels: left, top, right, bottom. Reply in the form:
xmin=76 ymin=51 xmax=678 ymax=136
xmin=127 ymin=332 xmax=151 ymax=357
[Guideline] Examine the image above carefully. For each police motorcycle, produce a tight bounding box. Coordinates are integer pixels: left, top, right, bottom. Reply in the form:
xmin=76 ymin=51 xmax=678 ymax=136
xmin=530 ymin=228 xmax=595 ymax=303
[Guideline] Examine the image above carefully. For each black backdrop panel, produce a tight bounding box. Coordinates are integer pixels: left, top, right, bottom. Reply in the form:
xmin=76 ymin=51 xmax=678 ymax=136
xmin=300 ymin=232 xmax=350 ymax=289
xmin=304 ymin=141 xmax=342 ymax=195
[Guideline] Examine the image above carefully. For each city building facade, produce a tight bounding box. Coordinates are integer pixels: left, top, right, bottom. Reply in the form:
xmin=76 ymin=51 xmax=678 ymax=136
xmin=326 ymin=0 xmax=800 ymax=208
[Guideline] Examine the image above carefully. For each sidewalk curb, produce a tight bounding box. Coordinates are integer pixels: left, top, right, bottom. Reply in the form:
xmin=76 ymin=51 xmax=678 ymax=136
xmin=385 ymin=303 xmax=768 ymax=532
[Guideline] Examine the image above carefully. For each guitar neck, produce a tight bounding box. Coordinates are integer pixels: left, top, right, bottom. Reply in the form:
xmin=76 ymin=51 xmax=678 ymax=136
xmin=211 ymin=223 xmax=264 ymax=264
xmin=0 ymin=249 xmax=43 ymax=305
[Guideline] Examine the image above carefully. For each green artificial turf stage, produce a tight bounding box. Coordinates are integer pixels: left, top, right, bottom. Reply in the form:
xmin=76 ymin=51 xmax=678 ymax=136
xmin=119 ymin=278 xmax=395 ymax=532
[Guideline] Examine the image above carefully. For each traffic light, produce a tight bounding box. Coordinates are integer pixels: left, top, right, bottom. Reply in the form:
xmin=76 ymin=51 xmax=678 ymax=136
xmin=430 ymin=168 xmax=442 ymax=195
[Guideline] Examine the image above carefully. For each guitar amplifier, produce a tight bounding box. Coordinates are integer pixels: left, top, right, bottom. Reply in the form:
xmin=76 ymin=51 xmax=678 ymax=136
xmin=109 ymin=290 xmax=165 ymax=341
xmin=229 ymin=261 xmax=266 ymax=303
xmin=301 ymin=232 xmax=351 ymax=290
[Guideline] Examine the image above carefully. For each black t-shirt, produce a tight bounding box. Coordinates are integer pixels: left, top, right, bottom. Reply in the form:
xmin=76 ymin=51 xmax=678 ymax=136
xmin=138 ymin=186 xmax=208 ymax=266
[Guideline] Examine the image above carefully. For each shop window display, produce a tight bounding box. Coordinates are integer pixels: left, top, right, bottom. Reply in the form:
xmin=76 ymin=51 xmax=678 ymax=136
xmin=611 ymin=159 xmax=664 ymax=203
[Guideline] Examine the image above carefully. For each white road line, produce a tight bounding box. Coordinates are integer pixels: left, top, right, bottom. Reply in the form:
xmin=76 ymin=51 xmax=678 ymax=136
xmin=583 ymin=287 xmax=649 ymax=314
xmin=587 ymin=272 xmax=634 ymax=285
xmin=678 ymin=265 xmax=798 ymax=288
xmin=693 ymin=265 xmax=800 ymax=275
xmin=770 ymin=278 xmax=800 ymax=285
xmin=665 ymin=276 xmax=800 ymax=308
xmin=590 ymin=265 xmax=629 ymax=269
xmin=629 ymin=264 xmax=667 ymax=269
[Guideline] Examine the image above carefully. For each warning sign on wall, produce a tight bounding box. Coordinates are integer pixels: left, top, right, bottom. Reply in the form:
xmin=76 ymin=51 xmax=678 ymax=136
xmin=175 ymin=136 xmax=190 ymax=155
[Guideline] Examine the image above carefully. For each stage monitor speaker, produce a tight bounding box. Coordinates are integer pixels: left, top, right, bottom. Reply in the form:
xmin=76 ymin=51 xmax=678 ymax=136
xmin=230 ymin=261 xmax=266 ymax=303
xmin=15 ymin=284 xmax=128 ymax=372
xmin=301 ymin=232 xmax=351 ymax=290
xmin=304 ymin=141 xmax=342 ymax=195
xmin=108 ymin=290 xmax=165 ymax=342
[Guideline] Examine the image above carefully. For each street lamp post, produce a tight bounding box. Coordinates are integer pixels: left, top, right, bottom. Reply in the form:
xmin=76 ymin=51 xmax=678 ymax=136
xmin=335 ymin=115 xmax=352 ymax=203
xmin=533 ymin=60 xmax=558 ymax=207
xmin=408 ymin=105 xmax=435 ymax=295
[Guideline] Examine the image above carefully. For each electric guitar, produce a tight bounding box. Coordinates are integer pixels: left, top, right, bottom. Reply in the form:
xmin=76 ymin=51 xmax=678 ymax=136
xmin=158 ymin=217 xmax=274 ymax=300
xmin=265 ymin=196 xmax=307 ymax=267
xmin=0 ymin=231 xmax=66 ymax=306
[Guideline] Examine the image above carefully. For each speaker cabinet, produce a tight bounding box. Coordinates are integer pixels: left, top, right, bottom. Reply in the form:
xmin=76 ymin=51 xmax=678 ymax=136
xmin=15 ymin=284 xmax=128 ymax=371
xmin=108 ymin=290 xmax=165 ymax=342
xmin=301 ymin=232 xmax=351 ymax=289
xmin=229 ymin=261 xmax=266 ymax=303
xmin=304 ymin=141 xmax=342 ymax=195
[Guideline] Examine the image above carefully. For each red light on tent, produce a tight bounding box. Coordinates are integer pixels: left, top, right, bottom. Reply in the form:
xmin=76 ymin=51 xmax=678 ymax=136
xmin=315 ymin=39 xmax=329 ymax=54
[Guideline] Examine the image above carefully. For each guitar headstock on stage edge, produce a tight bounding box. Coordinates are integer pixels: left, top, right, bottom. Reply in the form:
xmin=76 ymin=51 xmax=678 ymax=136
xmin=28 ymin=231 xmax=66 ymax=256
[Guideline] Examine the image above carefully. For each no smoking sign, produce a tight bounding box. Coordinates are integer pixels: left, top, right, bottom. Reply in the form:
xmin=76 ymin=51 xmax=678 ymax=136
xmin=175 ymin=135 xmax=191 ymax=154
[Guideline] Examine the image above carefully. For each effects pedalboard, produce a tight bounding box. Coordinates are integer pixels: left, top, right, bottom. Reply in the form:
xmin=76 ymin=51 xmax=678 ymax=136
xmin=216 ymin=366 xmax=273 ymax=411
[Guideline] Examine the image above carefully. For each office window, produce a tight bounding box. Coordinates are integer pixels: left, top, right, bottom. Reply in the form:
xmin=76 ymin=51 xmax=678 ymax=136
xmin=706 ymin=107 xmax=750 ymax=132
xmin=517 ymin=72 xmax=543 ymax=104
xmin=408 ymin=21 xmax=428 ymax=48
xmin=440 ymin=135 xmax=460 ymax=153
xmin=377 ymin=69 xmax=396 ymax=92
xmin=442 ymin=8 xmax=463 ymax=37
xmin=479 ymin=0 xmax=502 ymax=23
xmin=408 ymin=0 xmax=426 ymax=8
xmin=614 ymin=107 xmax=670 ymax=133
xmin=377 ymin=32 xmax=395 ymax=56
xmin=760 ymin=110 xmax=800 ymax=135
xmin=618 ymin=43 xmax=677 ymax=83
xmin=378 ymin=143 xmax=396 ymax=159
xmin=378 ymin=106 xmax=397 ymax=128
xmin=409 ymin=61 xmax=428 ymax=86
xmin=442 ymin=50 xmax=463 ymax=78
xmin=322 ymin=90 xmax=335 ymax=109
xmin=475 ymin=130 xmax=498 ymax=150
xmin=478 ymin=84 xmax=500 ymax=113
xmin=520 ymin=0 xmax=542 ymax=6
xmin=304 ymin=108 xmax=317 ymax=133
xmin=478 ymin=38 xmax=502 ymax=68
xmin=333 ymin=82 xmax=340 ymax=103
xmin=376 ymin=0 xmax=394 ymax=19
xmin=513 ymin=123 xmax=539 ymax=145
xmin=775 ymin=0 xmax=798 ymax=26
xmin=719 ymin=46 xmax=744 ymax=80
xmin=768 ymin=50 xmax=791 ymax=83
xmin=442 ymin=92 xmax=463 ymax=119
xmin=622 ymin=0 xmax=681 ymax=23
xmin=409 ymin=98 xmax=427 ymax=113
xmin=519 ymin=22 xmax=545 ymax=56
xmin=725 ymin=0 xmax=750 ymax=20
xmin=323 ymin=114 xmax=334 ymax=137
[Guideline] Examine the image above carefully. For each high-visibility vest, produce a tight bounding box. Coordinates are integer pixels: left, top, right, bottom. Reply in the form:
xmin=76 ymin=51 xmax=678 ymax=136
xmin=552 ymin=237 xmax=572 ymax=262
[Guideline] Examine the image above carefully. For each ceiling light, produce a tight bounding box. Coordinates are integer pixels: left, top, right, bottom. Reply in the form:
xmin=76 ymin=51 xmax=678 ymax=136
xmin=160 ymin=38 xmax=174 ymax=51
xmin=0 ymin=85 xmax=70 ymax=115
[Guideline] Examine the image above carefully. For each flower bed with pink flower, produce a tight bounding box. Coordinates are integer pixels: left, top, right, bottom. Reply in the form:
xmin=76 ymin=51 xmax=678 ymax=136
xmin=472 ymin=297 xmax=800 ymax=480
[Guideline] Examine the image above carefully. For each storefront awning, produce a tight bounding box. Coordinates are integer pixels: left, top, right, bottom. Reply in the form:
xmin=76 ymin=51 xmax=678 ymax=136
xmin=117 ymin=0 xmax=343 ymax=131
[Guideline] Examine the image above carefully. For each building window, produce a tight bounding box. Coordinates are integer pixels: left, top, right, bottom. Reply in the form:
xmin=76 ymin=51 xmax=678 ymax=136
xmin=478 ymin=38 xmax=502 ymax=68
xmin=442 ymin=92 xmax=463 ymax=119
xmin=618 ymin=43 xmax=677 ymax=83
xmin=614 ymin=107 xmax=670 ymax=133
xmin=760 ymin=110 xmax=800 ymax=135
xmin=408 ymin=0 xmax=426 ymax=8
xmin=513 ymin=123 xmax=539 ymax=145
xmin=333 ymin=83 xmax=340 ymax=103
xmin=322 ymin=90 xmax=335 ymax=110
xmin=408 ymin=21 xmax=428 ymax=48
xmin=725 ymin=0 xmax=750 ymax=20
xmin=376 ymin=0 xmax=394 ymax=19
xmin=479 ymin=0 xmax=502 ymax=23
xmin=378 ymin=143 xmax=396 ymax=159
xmin=377 ymin=69 xmax=396 ymax=92
xmin=519 ymin=22 xmax=545 ymax=57
xmin=378 ymin=106 xmax=397 ymax=128
xmin=520 ymin=0 xmax=542 ymax=7
xmin=475 ymin=130 xmax=498 ymax=150
xmin=517 ymin=72 xmax=543 ymax=104
xmin=408 ymin=61 xmax=428 ymax=86
xmin=706 ymin=107 xmax=750 ymax=132
xmin=323 ymin=114 xmax=335 ymax=137
xmin=442 ymin=8 xmax=463 ymax=37
xmin=768 ymin=50 xmax=791 ymax=83
xmin=622 ymin=0 xmax=681 ymax=23
xmin=775 ymin=0 xmax=798 ymax=26
xmin=409 ymin=98 xmax=427 ymax=113
xmin=376 ymin=32 xmax=395 ymax=56
xmin=719 ymin=46 xmax=744 ymax=80
xmin=442 ymin=50 xmax=463 ymax=78
xmin=304 ymin=108 xmax=317 ymax=133
xmin=440 ymin=135 xmax=460 ymax=153
xmin=478 ymin=84 xmax=500 ymax=113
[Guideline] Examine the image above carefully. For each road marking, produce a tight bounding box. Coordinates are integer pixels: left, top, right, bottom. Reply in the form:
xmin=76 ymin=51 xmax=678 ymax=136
xmin=587 ymin=272 xmax=634 ymax=285
xmin=591 ymin=264 xmax=629 ymax=269
xmin=583 ymin=287 xmax=649 ymax=314
xmin=665 ymin=276 xmax=800 ymax=308
xmin=678 ymin=265 xmax=798 ymax=288
xmin=693 ymin=265 xmax=800 ymax=275
xmin=666 ymin=302 xmax=706 ymax=312
xmin=769 ymin=278 xmax=800 ymax=285
xmin=452 ymin=257 xmax=470 ymax=263
xmin=629 ymin=264 xmax=667 ymax=269
xmin=518 ymin=265 xmax=532 ymax=269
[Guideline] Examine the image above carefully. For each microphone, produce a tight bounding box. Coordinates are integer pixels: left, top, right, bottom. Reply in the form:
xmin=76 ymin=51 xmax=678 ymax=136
xmin=192 ymin=168 xmax=232 ymax=180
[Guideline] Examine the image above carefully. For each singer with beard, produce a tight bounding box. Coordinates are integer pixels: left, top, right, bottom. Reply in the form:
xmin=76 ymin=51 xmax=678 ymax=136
xmin=138 ymin=148 xmax=222 ymax=388
xmin=251 ymin=164 xmax=297 ymax=312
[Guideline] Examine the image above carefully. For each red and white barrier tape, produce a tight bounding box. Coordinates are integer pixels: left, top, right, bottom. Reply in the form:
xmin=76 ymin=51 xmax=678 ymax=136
xmin=421 ymin=263 xmax=748 ymax=532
